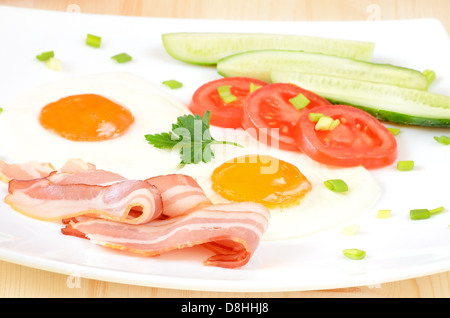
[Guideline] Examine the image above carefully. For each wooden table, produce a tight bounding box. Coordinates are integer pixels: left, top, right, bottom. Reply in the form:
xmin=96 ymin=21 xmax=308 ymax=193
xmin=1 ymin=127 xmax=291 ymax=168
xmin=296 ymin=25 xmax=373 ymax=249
xmin=0 ymin=0 xmax=449 ymax=298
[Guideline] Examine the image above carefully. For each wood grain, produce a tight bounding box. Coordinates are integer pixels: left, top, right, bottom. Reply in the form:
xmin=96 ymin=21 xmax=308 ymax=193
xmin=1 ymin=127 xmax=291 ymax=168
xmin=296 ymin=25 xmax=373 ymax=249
xmin=0 ymin=0 xmax=449 ymax=298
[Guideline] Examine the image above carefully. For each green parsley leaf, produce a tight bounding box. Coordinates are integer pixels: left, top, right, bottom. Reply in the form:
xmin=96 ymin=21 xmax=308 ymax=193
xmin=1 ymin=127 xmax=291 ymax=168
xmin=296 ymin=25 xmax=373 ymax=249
xmin=144 ymin=111 xmax=242 ymax=164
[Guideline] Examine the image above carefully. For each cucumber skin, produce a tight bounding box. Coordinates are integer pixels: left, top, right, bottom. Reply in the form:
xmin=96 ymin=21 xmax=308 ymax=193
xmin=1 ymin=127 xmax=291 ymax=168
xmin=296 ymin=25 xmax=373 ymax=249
xmin=271 ymin=72 xmax=450 ymax=128
xmin=162 ymin=32 xmax=375 ymax=65
xmin=329 ymin=99 xmax=450 ymax=128
xmin=217 ymin=49 xmax=428 ymax=90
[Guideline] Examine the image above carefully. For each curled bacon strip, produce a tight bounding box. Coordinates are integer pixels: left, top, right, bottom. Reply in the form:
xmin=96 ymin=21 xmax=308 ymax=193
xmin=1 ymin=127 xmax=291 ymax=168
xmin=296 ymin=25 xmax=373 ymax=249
xmin=5 ymin=170 xmax=163 ymax=224
xmin=0 ymin=160 xmax=55 ymax=182
xmin=62 ymin=202 xmax=270 ymax=268
xmin=146 ymin=174 xmax=212 ymax=218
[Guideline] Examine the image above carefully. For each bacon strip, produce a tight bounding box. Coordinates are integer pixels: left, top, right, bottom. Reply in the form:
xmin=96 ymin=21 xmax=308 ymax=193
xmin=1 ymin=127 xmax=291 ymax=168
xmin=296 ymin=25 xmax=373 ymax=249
xmin=146 ymin=174 xmax=212 ymax=217
xmin=5 ymin=171 xmax=163 ymax=224
xmin=0 ymin=160 xmax=55 ymax=182
xmin=61 ymin=202 xmax=270 ymax=268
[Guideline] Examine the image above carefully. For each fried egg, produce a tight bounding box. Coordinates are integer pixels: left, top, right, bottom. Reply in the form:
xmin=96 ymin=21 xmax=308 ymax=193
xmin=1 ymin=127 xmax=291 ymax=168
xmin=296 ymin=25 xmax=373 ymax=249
xmin=180 ymin=128 xmax=381 ymax=241
xmin=0 ymin=72 xmax=191 ymax=179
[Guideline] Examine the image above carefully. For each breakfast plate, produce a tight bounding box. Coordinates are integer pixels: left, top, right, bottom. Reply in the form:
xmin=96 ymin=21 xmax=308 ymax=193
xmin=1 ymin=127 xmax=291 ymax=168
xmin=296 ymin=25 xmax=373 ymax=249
xmin=0 ymin=5 xmax=449 ymax=292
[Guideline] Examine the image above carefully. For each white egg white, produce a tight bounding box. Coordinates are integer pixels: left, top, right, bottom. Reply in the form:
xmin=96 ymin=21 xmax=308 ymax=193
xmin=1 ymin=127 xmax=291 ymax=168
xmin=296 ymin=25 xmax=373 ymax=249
xmin=180 ymin=128 xmax=381 ymax=241
xmin=0 ymin=72 xmax=190 ymax=179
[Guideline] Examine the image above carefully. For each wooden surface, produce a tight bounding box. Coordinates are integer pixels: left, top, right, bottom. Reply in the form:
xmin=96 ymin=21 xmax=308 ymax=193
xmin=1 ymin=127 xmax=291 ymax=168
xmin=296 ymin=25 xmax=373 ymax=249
xmin=0 ymin=0 xmax=449 ymax=298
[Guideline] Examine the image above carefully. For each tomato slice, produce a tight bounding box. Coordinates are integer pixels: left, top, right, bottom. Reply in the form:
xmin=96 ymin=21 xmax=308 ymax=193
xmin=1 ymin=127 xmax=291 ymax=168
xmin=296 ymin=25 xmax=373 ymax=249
xmin=188 ymin=77 xmax=268 ymax=128
xmin=294 ymin=104 xmax=398 ymax=169
xmin=242 ymin=83 xmax=332 ymax=151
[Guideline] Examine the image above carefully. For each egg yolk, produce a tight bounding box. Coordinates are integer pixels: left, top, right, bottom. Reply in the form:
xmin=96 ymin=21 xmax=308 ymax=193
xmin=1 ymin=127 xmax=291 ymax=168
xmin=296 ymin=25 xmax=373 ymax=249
xmin=39 ymin=94 xmax=134 ymax=141
xmin=211 ymin=154 xmax=312 ymax=209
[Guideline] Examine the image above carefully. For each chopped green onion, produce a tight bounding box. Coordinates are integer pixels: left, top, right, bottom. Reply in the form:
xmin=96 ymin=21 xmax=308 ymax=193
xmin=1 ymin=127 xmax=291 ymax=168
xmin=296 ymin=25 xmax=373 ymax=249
xmin=36 ymin=51 xmax=55 ymax=61
xmin=162 ymin=79 xmax=183 ymax=89
xmin=377 ymin=209 xmax=391 ymax=219
xmin=423 ymin=69 xmax=436 ymax=85
xmin=45 ymin=58 xmax=62 ymax=71
xmin=308 ymin=113 xmax=324 ymax=122
xmin=434 ymin=135 xmax=450 ymax=145
xmin=324 ymin=179 xmax=348 ymax=192
xmin=343 ymin=248 xmax=366 ymax=260
xmin=289 ymin=93 xmax=310 ymax=110
xmin=0 ymin=108 xmax=3 ymax=114
xmin=250 ymin=82 xmax=262 ymax=93
xmin=111 ymin=53 xmax=132 ymax=64
xmin=315 ymin=116 xmax=340 ymax=131
xmin=387 ymin=128 xmax=400 ymax=136
xmin=217 ymin=85 xmax=237 ymax=103
xmin=341 ymin=224 xmax=360 ymax=236
xmin=86 ymin=33 xmax=102 ymax=48
xmin=397 ymin=160 xmax=414 ymax=171
xmin=429 ymin=206 xmax=445 ymax=215
xmin=410 ymin=209 xmax=430 ymax=220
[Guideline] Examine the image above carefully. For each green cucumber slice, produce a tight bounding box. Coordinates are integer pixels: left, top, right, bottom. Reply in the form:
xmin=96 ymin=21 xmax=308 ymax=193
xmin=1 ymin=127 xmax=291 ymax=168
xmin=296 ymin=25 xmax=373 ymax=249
xmin=162 ymin=32 xmax=375 ymax=65
xmin=271 ymin=70 xmax=450 ymax=127
xmin=217 ymin=49 xmax=428 ymax=90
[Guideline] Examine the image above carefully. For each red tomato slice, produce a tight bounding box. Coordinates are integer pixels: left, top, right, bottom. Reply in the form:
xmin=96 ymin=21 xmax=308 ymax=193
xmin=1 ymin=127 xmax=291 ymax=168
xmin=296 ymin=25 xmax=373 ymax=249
xmin=242 ymin=83 xmax=332 ymax=151
xmin=294 ymin=104 xmax=398 ymax=169
xmin=189 ymin=77 xmax=268 ymax=128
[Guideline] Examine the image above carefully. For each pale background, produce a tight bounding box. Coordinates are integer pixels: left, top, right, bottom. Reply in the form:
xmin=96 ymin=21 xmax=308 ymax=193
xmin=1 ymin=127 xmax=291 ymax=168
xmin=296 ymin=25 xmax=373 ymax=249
xmin=0 ymin=0 xmax=449 ymax=298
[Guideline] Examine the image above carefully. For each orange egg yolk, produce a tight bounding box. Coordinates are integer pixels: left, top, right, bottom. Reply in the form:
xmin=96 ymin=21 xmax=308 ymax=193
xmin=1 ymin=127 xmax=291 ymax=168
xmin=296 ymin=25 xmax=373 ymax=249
xmin=211 ymin=154 xmax=312 ymax=209
xmin=39 ymin=94 xmax=134 ymax=141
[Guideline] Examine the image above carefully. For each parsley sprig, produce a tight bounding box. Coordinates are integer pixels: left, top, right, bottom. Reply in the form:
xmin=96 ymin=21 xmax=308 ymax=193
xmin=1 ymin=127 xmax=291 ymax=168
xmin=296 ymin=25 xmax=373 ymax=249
xmin=144 ymin=111 xmax=242 ymax=164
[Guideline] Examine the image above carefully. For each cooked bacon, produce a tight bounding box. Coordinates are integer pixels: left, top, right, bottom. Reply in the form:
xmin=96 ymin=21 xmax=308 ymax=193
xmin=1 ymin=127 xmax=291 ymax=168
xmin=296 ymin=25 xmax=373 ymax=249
xmin=61 ymin=202 xmax=270 ymax=268
xmin=146 ymin=174 xmax=212 ymax=217
xmin=0 ymin=160 xmax=55 ymax=183
xmin=59 ymin=158 xmax=97 ymax=173
xmin=5 ymin=173 xmax=163 ymax=224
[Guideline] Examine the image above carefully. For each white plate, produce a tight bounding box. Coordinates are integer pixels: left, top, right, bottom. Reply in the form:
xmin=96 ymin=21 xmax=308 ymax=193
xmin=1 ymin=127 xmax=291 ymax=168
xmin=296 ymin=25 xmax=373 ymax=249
xmin=0 ymin=5 xmax=449 ymax=292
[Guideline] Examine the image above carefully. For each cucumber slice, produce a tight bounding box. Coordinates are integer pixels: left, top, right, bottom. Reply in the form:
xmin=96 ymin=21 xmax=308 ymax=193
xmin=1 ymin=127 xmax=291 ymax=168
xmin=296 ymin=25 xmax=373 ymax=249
xmin=271 ymin=70 xmax=450 ymax=127
xmin=162 ymin=32 xmax=375 ymax=65
xmin=217 ymin=49 xmax=428 ymax=90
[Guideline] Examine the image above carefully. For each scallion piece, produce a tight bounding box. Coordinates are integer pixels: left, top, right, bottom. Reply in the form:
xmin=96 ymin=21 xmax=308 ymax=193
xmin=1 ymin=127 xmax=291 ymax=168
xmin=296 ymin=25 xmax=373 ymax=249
xmin=434 ymin=135 xmax=450 ymax=145
xmin=111 ymin=53 xmax=132 ymax=64
xmin=429 ymin=206 xmax=445 ymax=215
xmin=162 ymin=79 xmax=183 ymax=89
xmin=341 ymin=224 xmax=360 ymax=236
xmin=388 ymin=128 xmax=400 ymax=136
xmin=308 ymin=113 xmax=324 ymax=122
xmin=397 ymin=160 xmax=414 ymax=171
xmin=0 ymin=108 xmax=3 ymax=114
xmin=45 ymin=58 xmax=62 ymax=71
xmin=36 ymin=51 xmax=55 ymax=61
xmin=289 ymin=93 xmax=310 ymax=110
xmin=324 ymin=179 xmax=348 ymax=192
xmin=377 ymin=209 xmax=391 ymax=219
xmin=423 ymin=69 xmax=436 ymax=85
xmin=217 ymin=85 xmax=237 ymax=103
xmin=315 ymin=116 xmax=340 ymax=131
xmin=410 ymin=209 xmax=430 ymax=220
xmin=343 ymin=248 xmax=366 ymax=260
xmin=250 ymin=82 xmax=262 ymax=93
xmin=86 ymin=33 xmax=102 ymax=48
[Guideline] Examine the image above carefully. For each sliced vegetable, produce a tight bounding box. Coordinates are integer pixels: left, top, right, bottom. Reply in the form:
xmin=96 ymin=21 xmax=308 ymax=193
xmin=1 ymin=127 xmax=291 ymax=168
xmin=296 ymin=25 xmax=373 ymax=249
xmin=397 ymin=160 xmax=414 ymax=171
xmin=410 ymin=209 xmax=430 ymax=220
xmin=430 ymin=206 xmax=445 ymax=215
xmin=324 ymin=179 xmax=348 ymax=192
xmin=343 ymin=248 xmax=366 ymax=260
xmin=294 ymin=104 xmax=398 ymax=169
xmin=162 ymin=79 xmax=183 ymax=89
xmin=377 ymin=209 xmax=391 ymax=218
xmin=45 ymin=58 xmax=62 ymax=71
xmin=36 ymin=51 xmax=55 ymax=61
xmin=271 ymin=71 xmax=450 ymax=127
xmin=217 ymin=85 xmax=237 ymax=103
xmin=341 ymin=224 xmax=360 ymax=236
xmin=289 ymin=93 xmax=310 ymax=110
xmin=434 ymin=135 xmax=450 ymax=145
xmin=111 ymin=53 xmax=132 ymax=63
xmin=218 ymin=49 xmax=428 ymax=90
xmin=387 ymin=127 xmax=400 ymax=136
xmin=86 ymin=33 xmax=101 ymax=48
xmin=241 ymin=83 xmax=332 ymax=151
xmin=162 ymin=32 xmax=375 ymax=65
xmin=189 ymin=77 xmax=268 ymax=128
xmin=423 ymin=69 xmax=436 ymax=85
